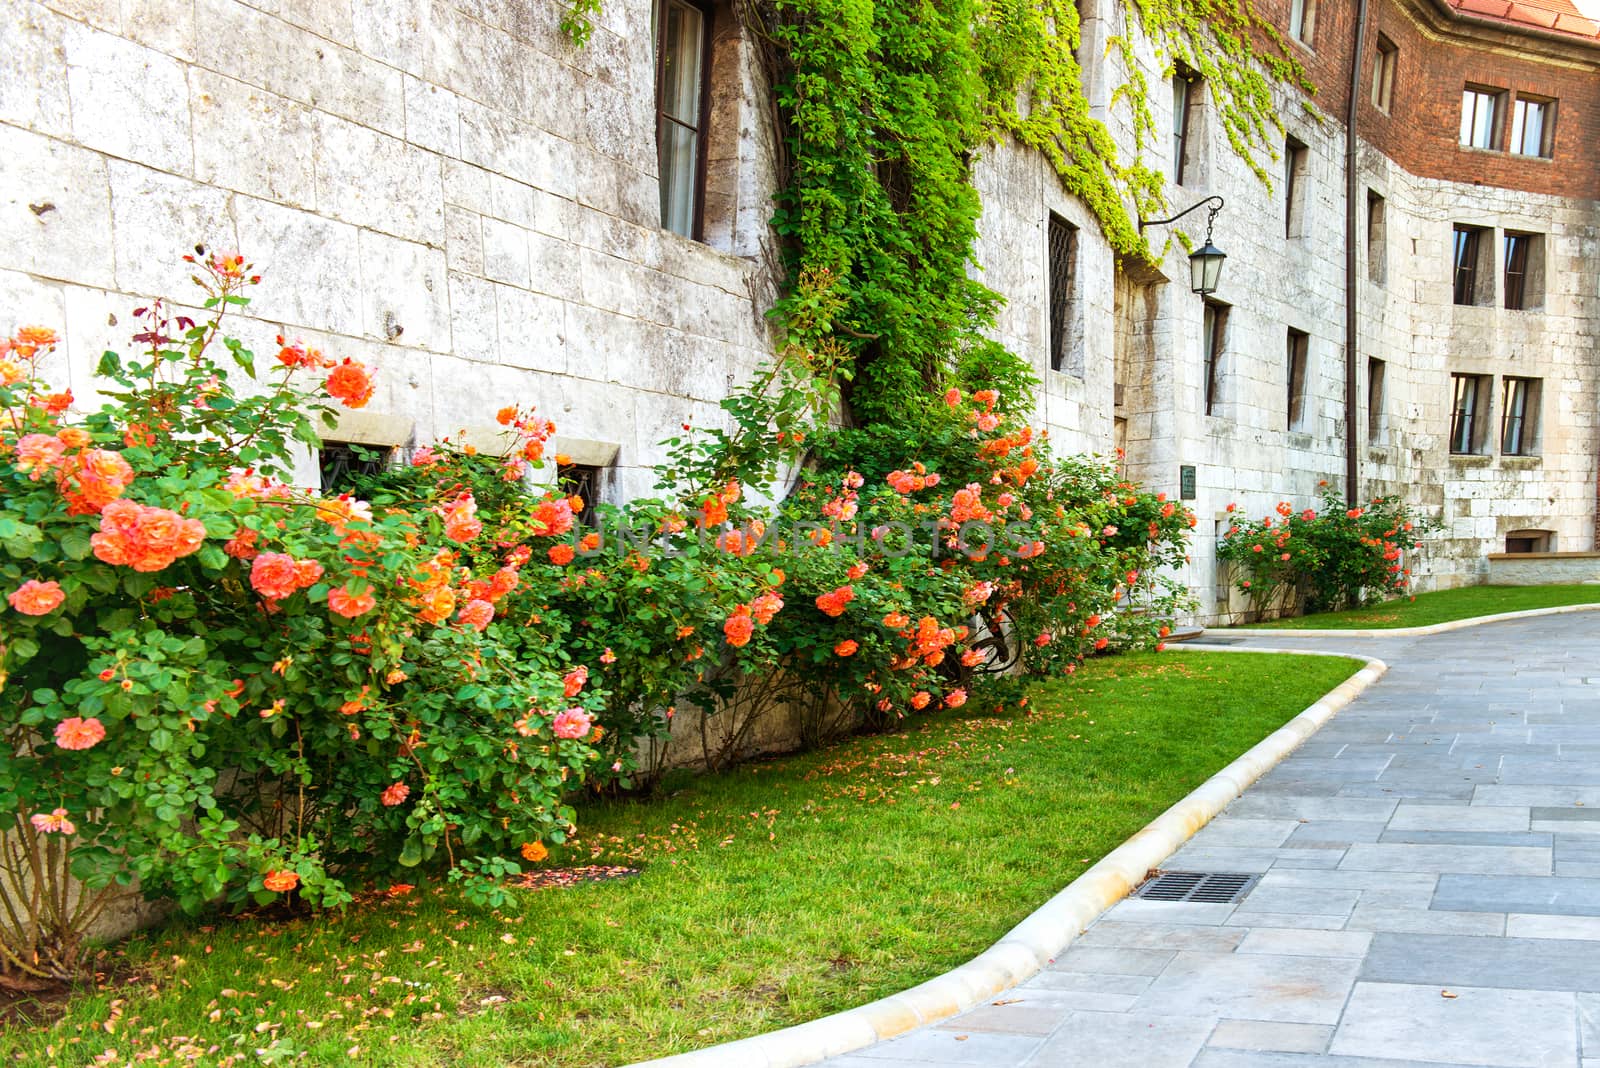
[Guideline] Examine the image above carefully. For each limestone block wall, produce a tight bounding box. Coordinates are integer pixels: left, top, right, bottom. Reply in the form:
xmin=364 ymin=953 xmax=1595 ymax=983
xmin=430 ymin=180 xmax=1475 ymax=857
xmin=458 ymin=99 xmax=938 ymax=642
xmin=0 ymin=0 xmax=782 ymax=500
xmin=1487 ymin=553 xmax=1600 ymax=585
xmin=972 ymin=0 xmax=1600 ymax=622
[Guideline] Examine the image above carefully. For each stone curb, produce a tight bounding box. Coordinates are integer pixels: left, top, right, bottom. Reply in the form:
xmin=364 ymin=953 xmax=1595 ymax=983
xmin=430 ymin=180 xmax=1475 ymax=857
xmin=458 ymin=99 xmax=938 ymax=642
xmin=627 ymin=649 xmax=1387 ymax=1068
xmin=1223 ymin=601 xmax=1600 ymax=639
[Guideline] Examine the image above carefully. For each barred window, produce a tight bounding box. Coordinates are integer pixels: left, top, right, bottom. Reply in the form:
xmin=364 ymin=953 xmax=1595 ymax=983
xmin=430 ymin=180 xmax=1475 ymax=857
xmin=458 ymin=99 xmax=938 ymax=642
xmin=1047 ymin=214 xmax=1079 ymax=375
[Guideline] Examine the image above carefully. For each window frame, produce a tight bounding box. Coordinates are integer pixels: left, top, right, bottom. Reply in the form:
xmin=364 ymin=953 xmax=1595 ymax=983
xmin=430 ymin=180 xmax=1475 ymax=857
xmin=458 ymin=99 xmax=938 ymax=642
xmin=1509 ymin=95 xmax=1555 ymax=158
xmin=1172 ymin=68 xmax=1198 ymax=185
xmin=1047 ymin=213 xmax=1079 ymax=375
xmin=1202 ymin=299 xmax=1228 ymax=417
xmin=1286 ymin=328 xmax=1310 ymax=430
xmin=653 ymin=0 xmax=715 ymax=241
xmin=1459 ymin=85 xmax=1505 ymax=150
xmin=1284 ymin=136 xmax=1308 ymax=238
xmin=1366 ymin=357 xmax=1386 ymax=443
xmin=1500 ymin=376 xmax=1539 ymax=456
xmin=1449 ymin=372 xmax=1490 ymax=455
xmin=319 ymin=441 xmax=394 ymax=495
xmin=1366 ymin=190 xmax=1386 ymax=284
xmin=1452 ymin=224 xmax=1488 ymax=306
xmin=1289 ymin=0 xmax=1318 ymax=46
xmin=1371 ymin=35 xmax=1397 ymax=113
xmin=1504 ymin=232 xmax=1531 ymax=311
xmin=556 ymin=461 xmax=607 ymax=528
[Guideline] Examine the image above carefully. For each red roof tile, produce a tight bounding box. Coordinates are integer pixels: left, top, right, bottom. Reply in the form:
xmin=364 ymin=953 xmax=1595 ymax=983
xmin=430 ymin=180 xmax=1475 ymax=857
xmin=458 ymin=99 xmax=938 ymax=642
xmin=1448 ymin=0 xmax=1600 ymax=38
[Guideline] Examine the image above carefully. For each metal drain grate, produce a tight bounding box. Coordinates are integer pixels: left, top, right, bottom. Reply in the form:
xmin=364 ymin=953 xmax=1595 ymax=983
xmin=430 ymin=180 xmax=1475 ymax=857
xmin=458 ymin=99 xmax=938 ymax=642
xmin=1134 ymin=870 xmax=1259 ymax=904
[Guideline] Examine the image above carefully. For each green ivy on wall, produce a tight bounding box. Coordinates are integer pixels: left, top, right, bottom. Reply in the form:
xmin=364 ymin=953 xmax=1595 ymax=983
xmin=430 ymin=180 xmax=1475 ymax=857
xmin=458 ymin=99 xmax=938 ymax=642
xmin=563 ymin=0 xmax=1312 ymax=421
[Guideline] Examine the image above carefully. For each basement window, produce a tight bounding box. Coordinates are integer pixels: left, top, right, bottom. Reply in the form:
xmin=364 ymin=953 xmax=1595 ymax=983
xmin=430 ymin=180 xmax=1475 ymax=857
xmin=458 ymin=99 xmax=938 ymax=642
xmin=319 ymin=441 xmax=393 ymax=494
xmin=1505 ymin=529 xmax=1553 ymax=553
xmin=557 ymin=462 xmax=607 ymax=528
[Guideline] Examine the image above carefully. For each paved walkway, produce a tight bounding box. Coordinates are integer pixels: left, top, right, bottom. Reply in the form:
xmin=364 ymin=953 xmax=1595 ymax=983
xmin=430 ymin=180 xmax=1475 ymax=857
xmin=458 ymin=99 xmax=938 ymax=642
xmin=819 ymin=613 xmax=1600 ymax=1068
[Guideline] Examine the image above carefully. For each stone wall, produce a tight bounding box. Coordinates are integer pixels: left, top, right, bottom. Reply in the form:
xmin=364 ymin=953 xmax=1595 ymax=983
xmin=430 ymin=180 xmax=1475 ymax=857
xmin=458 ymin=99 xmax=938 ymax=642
xmin=1 ymin=0 xmax=1595 ymax=626
xmin=0 ymin=0 xmax=783 ymax=499
xmin=970 ymin=0 xmax=1600 ymax=621
xmin=1487 ymin=552 xmax=1600 ymax=585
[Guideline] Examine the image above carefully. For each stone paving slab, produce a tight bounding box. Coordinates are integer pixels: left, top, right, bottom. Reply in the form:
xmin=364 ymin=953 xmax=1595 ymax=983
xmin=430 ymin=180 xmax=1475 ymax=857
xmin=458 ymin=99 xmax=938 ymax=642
xmin=799 ymin=615 xmax=1600 ymax=1067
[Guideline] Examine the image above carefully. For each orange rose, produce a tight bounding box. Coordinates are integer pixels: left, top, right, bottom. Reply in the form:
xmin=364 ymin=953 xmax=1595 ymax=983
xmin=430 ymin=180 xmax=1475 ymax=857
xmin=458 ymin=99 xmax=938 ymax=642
xmin=8 ymin=579 xmax=64 ymax=616
xmin=250 ymin=553 xmax=301 ymax=600
xmin=263 ymin=870 xmax=299 ymax=893
xmin=328 ymin=585 xmax=376 ymax=618
xmin=521 ymin=841 xmax=549 ymax=863
xmin=325 ymin=360 xmax=374 ymax=408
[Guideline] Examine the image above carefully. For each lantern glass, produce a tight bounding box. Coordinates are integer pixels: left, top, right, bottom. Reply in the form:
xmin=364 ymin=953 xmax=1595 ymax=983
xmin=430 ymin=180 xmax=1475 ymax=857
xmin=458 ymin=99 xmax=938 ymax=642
xmin=1189 ymin=242 xmax=1226 ymax=295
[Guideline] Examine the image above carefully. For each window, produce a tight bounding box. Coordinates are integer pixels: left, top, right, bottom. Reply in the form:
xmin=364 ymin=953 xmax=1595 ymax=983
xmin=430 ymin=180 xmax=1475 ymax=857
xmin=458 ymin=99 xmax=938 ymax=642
xmin=654 ymin=0 xmax=711 ymax=239
xmin=1047 ymin=214 xmax=1079 ymax=374
xmin=1459 ymin=86 xmax=1504 ymax=149
xmin=1371 ymin=35 xmax=1397 ymax=112
xmin=1452 ymin=225 xmax=1489 ymax=306
xmin=1172 ymin=72 xmax=1197 ymax=184
xmin=1366 ymin=357 xmax=1386 ymax=442
xmin=319 ymin=441 xmax=392 ymax=494
xmin=1284 ymin=137 xmax=1308 ymax=238
xmin=1505 ymin=529 xmax=1553 ymax=553
xmin=1500 ymin=376 xmax=1540 ymax=455
xmin=1449 ymin=372 xmax=1491 ymax=454
xmin=1510 ymin=95 xmax=1554 ymax=158
xmin=1366 ymin=191 xmax=1386 ymax=284
xmin=1504 ymin=232 xmax=1530 ymax=310
xmin=557 ymin=462 xmax=605 ymax=527
xmin=1202 ymin=300 xmax=1228 ymax=416
xmin=1286 ymin=329 xmax=1309 ymax=430
xmin=1289 ymin=0 xmax=1317 ymax=45
xmin=1502 ymin=232 xmax=1544 ymax=311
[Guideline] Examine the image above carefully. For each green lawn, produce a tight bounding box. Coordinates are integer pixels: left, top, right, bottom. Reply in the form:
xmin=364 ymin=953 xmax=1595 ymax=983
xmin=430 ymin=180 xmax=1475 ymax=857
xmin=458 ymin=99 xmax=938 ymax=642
xmin=1243 ymin=583 xmax=1600 ymax=630
xmin=3 ymin=652 xmax=1359 ymax=1068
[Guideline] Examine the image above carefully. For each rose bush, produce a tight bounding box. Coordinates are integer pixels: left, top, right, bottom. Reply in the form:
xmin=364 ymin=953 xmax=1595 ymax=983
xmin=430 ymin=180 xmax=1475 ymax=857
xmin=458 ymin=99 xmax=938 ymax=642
xmin=1216 ymin=485 xmax=1433 ymax=617
xmin=348 ymin=276 xmax=1196 ymax=778
xmin=0 ymin=257 xmax=598 ymax=982
xmin=1 ymin=257 xmax=1195 ymax=984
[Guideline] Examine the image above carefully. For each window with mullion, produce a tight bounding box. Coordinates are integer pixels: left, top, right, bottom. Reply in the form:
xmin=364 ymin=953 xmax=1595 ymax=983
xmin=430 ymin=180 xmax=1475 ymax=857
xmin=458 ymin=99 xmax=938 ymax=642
xmin=1371 ymin=36 xmax=1397 ymax=113
xmin=1449 ymin=373 xmax=1484 ymax=454
xmin=1510 ymin=97 xmax=1554 ymax=158
xmin=1459 ymin=87 xmax=1503 ymax=149
xmin=1452 ymin=226 xmax=1484 ymax=306
xmin=1289 ymin=0 xmax=1317 ymax=46
xmin=1501 ymin=377 xmax=1538 ymax=456
xmin=655 ymin=0 xmax=710 ymax=239
xmin=1504 ymin=233 xmax=1531 ymax=311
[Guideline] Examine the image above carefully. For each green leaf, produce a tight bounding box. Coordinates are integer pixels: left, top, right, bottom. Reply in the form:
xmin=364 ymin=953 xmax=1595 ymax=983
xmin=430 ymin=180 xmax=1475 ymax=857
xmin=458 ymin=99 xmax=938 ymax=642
xmin=197 ymin=544 xmax=228 ymax=571
xmin=59 ymin=528 xmax=93 ymax=561
xmin=398 ymin=834 xmax=424 ymax=868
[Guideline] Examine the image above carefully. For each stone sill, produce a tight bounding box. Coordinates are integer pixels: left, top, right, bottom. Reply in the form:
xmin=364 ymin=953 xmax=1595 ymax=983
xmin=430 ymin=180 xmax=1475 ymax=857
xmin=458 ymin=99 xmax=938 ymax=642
xmin=1448 ymin=453 xmax=1494 ymax=467
xmin=1487 ymin=551 xmax=1600 ymax=561
xmin=1501 ymin=454 xmax=1544 ymax=468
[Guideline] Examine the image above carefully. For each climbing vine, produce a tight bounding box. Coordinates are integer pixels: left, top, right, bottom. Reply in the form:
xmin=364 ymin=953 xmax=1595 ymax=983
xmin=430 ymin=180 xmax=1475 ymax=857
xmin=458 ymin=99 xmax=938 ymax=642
xmin=562 ymin=0 xmax=1312 ymax=419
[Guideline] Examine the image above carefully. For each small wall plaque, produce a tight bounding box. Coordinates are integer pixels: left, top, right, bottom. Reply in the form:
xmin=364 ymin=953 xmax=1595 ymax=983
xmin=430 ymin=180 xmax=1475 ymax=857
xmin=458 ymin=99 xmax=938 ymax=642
xmin=1179 ymin=464 xmax=1197 ymax=500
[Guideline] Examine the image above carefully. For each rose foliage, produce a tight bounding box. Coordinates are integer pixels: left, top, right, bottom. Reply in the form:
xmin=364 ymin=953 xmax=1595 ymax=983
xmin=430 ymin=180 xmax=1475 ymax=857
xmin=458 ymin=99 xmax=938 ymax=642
xmin=1216 ymin=485 xmax=1433 ymax=617
xmin=1 ymin=261 xmax=1193 ymax=983
xmin=0 ymin=258 xmax=598 ymax=981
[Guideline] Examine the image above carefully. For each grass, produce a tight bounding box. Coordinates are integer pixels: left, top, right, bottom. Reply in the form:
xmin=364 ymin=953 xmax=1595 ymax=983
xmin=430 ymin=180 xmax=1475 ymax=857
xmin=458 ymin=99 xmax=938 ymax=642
xmin=1 ymin=651 xmax=1359 ymax=1067
xmin=1243 ymin=583 xmax=1600 ymax=630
